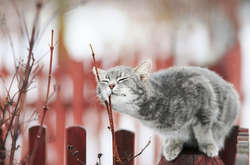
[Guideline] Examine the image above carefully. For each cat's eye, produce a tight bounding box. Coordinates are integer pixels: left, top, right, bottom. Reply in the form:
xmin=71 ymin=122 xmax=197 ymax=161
xmin=101 ymin=79 xmax=109 ymax=83
xmin=117 ymin=77 xmax=128 ymax=83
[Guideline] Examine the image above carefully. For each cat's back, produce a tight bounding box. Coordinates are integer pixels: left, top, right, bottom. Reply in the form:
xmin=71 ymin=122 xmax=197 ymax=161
xmin=151 ymin=66 xmax=225 ymax=84
xmin=150 ymin=66 xmax=236 ymax=96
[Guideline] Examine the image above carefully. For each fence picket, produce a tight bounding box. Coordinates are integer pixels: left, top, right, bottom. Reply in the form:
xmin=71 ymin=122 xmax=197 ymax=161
xmin=219 ymin=126 xmax=238 ymax=165
xmin=115 ymin=130 xmax=135 ymax=165
xmin=66 ymin=126 xmax=86 ymax=165
xmin=28 ymin=126 xmax=46 ymax=165
xmin=158 ymin=149 xmax=224 ymax=165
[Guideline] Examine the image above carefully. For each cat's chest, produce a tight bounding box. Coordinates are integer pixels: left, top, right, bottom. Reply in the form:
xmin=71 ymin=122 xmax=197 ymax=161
xmin=111 ymin=95 xmax=139 ymax=116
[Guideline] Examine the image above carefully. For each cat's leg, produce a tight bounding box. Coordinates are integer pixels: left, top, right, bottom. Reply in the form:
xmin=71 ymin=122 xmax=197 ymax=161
xmin=162 ymin=138 xmax=184 ymax=161
xmin=193 ymin=123 xmax=219 ymax=157
xmin=186 ymin=76 xmax=219 ymax=157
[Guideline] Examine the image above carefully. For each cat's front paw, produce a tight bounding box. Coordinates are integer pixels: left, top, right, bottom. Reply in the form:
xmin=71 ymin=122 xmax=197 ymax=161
xmin=163 ymin=143 xmax=183 ymax=161
xmin=199 ymin=143 xmax=219 ymax=157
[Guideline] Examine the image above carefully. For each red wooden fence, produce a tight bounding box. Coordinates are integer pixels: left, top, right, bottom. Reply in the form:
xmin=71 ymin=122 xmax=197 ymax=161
xmin=66 ymin=126 xmax=86 ymax=165
xmin=28 ymin=125 xmax=248 ymax=165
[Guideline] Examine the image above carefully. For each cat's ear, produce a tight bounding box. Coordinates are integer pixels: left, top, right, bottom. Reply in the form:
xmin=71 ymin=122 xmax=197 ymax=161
xmin=92 ymin=67 xmax=107 ymax=81
xmin=134 ymin=59 xmax=152 ymax=80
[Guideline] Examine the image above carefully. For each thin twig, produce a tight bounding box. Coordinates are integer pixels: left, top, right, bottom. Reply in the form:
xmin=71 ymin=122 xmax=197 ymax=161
xmin=90 ymin=44 xmax=121 ymax=163
xmin=29 ymin=29 xmax=54 ymax=165
xmin=67 ymin=145 xmax=86 ymax=165
xmin=107 ymin=96 xmax=121 ymax=163
xmin=90 ymin=44 xmax=100 ymax=81
xmin=3 ymin=0 xmax=43 ymax=147
xmin=124 ymin=139 xmax=151 ymax=164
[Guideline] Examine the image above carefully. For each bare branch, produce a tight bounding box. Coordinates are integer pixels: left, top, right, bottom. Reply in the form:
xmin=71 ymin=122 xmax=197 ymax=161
xmin=90 ymin=44 xmax=121 ymax=163
xmin=28 ymin=29 xmax=54 ymax=165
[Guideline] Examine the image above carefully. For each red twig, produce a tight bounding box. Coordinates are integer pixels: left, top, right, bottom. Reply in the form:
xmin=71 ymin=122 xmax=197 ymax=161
xmin=107 ymin=96 xmax=121 ymax=163
xmin=90 ymin=44 xmax=100 ymax=81
xmin=4 ymin=1 xmax=43 ymax=164
xmin=3 ymin=0 xmax=43 ymax=146
xmin=124 ymin=139 xmax=151 ymax=164
xmin=29 ymin=29 xmax=54 ymax=165
xmin=90 ymin=44 xmax=121 ymax=164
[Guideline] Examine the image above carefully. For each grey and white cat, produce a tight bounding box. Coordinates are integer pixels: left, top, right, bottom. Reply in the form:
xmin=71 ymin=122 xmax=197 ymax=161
xmin=93 ymin=59 xmax=239 ymax=161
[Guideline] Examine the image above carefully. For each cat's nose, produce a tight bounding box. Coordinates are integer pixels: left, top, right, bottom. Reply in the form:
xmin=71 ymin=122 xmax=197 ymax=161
xmin=109 ymin=83 xmax=115 ymax=89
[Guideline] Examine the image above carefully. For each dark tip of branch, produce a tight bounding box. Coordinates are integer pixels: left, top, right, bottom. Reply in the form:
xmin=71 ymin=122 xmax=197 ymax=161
xmin=98 ymin=153 xmax=103 ymax=158
xmin=73 ymin=151 xmax=79 ymax=157
xmin=67 ymin=145 xmax=73 ymax=151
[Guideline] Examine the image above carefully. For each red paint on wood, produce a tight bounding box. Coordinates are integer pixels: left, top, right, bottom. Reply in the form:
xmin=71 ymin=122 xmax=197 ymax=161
xmin=219 ymin=126 xmax=238 ymax=165
xmin=66 ymin=126 xmax=86 ymax=165
xmin=28 ymin=126 xmax=46 ymax=165
xmin=158 ymin=148 xmax=224 ymax=165
xmin=115 ymin=130 xmax=135 ymax=165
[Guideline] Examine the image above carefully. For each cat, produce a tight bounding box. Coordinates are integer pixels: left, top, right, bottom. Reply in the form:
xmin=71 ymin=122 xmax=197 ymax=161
xmin=93 ymin=59 xmax=239 ymax=161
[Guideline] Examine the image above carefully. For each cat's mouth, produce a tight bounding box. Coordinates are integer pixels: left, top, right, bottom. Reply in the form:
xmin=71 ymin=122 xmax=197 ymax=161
xmin=111 ymin=92 xmax=126 ymax=96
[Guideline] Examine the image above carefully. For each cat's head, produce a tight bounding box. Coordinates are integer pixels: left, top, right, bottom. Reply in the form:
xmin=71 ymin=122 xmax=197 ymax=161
xmin=93 ymin=59 xmax=152 ymax=104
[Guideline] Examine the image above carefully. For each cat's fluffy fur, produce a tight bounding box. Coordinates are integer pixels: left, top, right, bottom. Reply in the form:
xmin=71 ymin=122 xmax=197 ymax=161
xmin=93 ymin=60 xmax=239 ymax=161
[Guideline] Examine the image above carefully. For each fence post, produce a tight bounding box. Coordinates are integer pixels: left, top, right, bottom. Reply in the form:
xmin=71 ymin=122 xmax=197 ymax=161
xmin=66 ymin=126 xmax=86 ymax=165
xmin=158 ymin=126 xmax=249 ymax=165
xmin=219 ymin=126 xmax=238 ymax=165
xmin=158 ymin=148 xmax=224 ymax=165
xmin=115 ymin=129 xmax=135 ymax=165
xmin=235 ymin=128 xmax=249 ymax=165
xmin=29 ymin=126 xmax=46 ymax=165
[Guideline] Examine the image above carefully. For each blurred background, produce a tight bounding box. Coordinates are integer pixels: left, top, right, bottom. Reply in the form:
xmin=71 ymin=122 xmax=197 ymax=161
xmin=0 ymin=0 xmax=249 ymax=164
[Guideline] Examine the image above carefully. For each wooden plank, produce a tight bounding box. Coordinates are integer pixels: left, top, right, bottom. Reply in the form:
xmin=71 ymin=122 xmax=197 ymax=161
xmin=28 ymin=126 xmax=46 ymax=165
xmin=235 ymin=127 xmax=249 ymax=165
xmin=115 ymin=129 xmax=135 ymax=165
xmin=219 ymin=126 xmax=238 ymax=165
xmin=158 ymin=148 xmax=224 ymax=165
xmin=66 ymin=126 xmax=86 ymax=165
